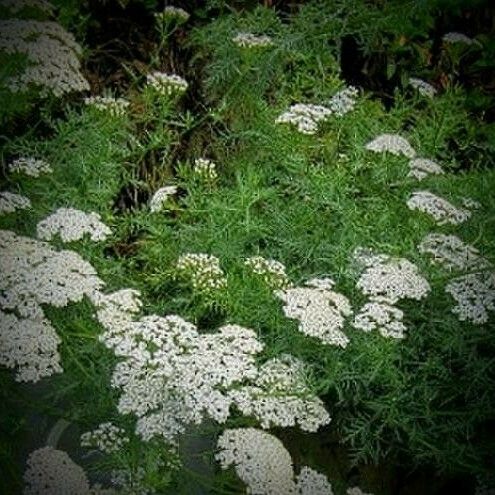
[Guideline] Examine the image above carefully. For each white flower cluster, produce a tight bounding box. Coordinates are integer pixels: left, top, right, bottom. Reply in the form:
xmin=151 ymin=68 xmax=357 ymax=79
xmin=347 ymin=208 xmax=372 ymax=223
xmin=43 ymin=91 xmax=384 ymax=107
xmin=0 ymin=310 xmax=62 ymax=382
xmin=155 ymin=6 xmax=190 ymax=22
xmin=276 ymin=103 xmax=332 ymax=135
xmin=101 ymin=316 xmax=262 ymax=441
xmin=146 ymin=72 xmax=188 ymax=96
xmin=37 ymin=208 xmax=112 ymax=243
xmin=276 ymin=278 xmax=352 ymax=348
xmin=445 ymin=271 xmax=495 ymax=324
xmin=84 ymin=96 xmax=130 ymax=117
xmin=406 ymin=191 xmax=471 ymax=225
xmin=175 ymin=252 xmax=227 ymax=294
xmin=110 ymin=467 xmax=156 ymax=495
xmin=232 ymin=32 xmax=274 ymax=48
xmin=0 ymin=191 xmax=31 ymax=214
xmin=149 ymin=185 xmax=177 ymax=213
xmin=407 ymin=157 xmax=444 ymax=181
xmin=23 ymin=447 xmax=91 ymax=495
xmin=9 ymin=157 xmax=52 ymax=178
xmin=352 ymin=249 xmax=430 ymax=338
xmin=418 ymin=233 xmax=490 ymax=272
xmin=244 ymin=256 xmax=292 ymax=290
xmin=0 ymin=0 xmax=53 ymax=13
xmin=461 ymin=196 xmax=482 ymax=210
xmin=81 ymin=422 xmax=129 ymax=454
xmin=216 ymin=428 xmax=334 ymax=495
xmin=193 ymin=158 xmax=218 ymax=181
xmin=443 ymin=32 xmax=480 ymax=46
xmin=0 ymin=19 xmax=89 ymax=97
xmin=408 ymin=77 xmax=437 ymax=98
xmin=229 ymin=354 xmax=331 ymax=432
xmin=365 ymin=133 xmax=416 ymax=158
xmin=94 ymin=288 xmax=143 ymax=331
xmin=328 ymin=86 xmax=359 ymax=116
xmin=347 ymin=488 xmax=373 ymax=495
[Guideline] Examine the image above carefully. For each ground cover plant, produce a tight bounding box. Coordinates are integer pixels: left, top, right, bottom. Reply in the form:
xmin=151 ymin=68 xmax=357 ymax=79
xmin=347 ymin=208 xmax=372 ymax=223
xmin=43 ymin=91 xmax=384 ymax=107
xmin=1 ymin=0 xmax=495 ymax=494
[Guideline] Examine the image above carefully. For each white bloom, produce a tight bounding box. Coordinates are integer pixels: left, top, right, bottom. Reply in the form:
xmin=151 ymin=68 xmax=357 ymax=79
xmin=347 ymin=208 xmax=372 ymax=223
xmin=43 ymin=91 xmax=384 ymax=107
xmin=276 ymin=103 xmax=332 ymax=135
xmin=461 ymin=197 xmax=482 ymax=210
xmin=354 ymin=249 xmax=430 ymax=304
xmin=176 ymin=252 xmax=226 ymax=294
xmin=418 ymin=233 xmax=490 ymax=272
xmin=445 ymin=271 xmax=495 ymax=324
xmin=407 ymin=158 xmax=444 ymax=180
xmin=146 ymin=72 xmax=188 ymax=96
xmin=296 ymin=466 xmax=334 ymax=495
xmin=0 ymin=0 xmax=53 ymax=14
xmin=149 ymin=186 xmax=177 ymax=212
xmin=347 ymin=488 xmax=373 ymax=495
xmin=23 ymin=447 xmax=91 ymax=495
xmin=81 ymin=422 xmax=129 ymax=454
xmin=84 ymin=96 xmax=130 ymax=117
xmin=276 ymin=279 xmax=352 ymax=348
xmin=0 ymin=191 xmax=31 ymax=214
xmin=232 ymin=32 xmax=273 ymax=48
xmin=0 ymin=310 xmax=62 ymax=382
xmin=328 ymin=86 xmax=358 ymax=116
xmin=407 ymin=191 xmax=471 ymax=225
xmin=365 ymin=133 xmax=416 ymax=158
xmin=193 ymin=158 xmax=218 ymax=181
xmin=0 ymin=19 xmax=89 ymax=97
xmin=9 ymin=157 xmax=52 ymax=177
xmin=353 ymin=300 xmax=406 ymax=339
xmin=94 ymin=288 xmax=142 ymax=334
xmin=443 ymin=32 xmax=480 ymax=46
xmin=155 ymin=6 xmax=190 ymax=22
xmin=37 ymin=207 xmax=112 ymax=243
xmin=408 ymin=78 xmax=437 ymax=98
xmin=244 ymin=256 xmax=292 ymax=290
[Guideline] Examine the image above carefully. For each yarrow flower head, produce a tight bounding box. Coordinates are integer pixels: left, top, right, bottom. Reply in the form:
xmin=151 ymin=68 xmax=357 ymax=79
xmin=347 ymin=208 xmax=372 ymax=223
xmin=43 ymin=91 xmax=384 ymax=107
xmin=418 ymin=233 xmax=490 ymax=272
xmin=0 ymin=0 xmax=53 ymax=14
xmin=328 ymin=86 xmax=359 ymax=116
xmin=0 ymin=191 xmax=31 ymax=214
xmin=443 ymin=32 xmax=480 ymax=46
xmin=408 ymin=77 xmax=437 ymax=98
xmin=244 ymin=256 xmax=292 ymax=290
xmin=406 ymin=190 xmax=471 ymax=225
xmin=84 ymin=96 xmax=130 ymax=117
xmin=216 ymin=428 xmax=334 ymax=495
xmin=276 ymin=103 xmax=333 ymax=135
xmin=36 ymin=208 xmax=111 ymax=243
xmin=175 ymin=252 xmax=227 ymax=295
xmin=407 ymin=158 xmax=444 ymax=181
xmin=0 ymin=19 xmax=89 ymax=97
xmin=352 ymin=300 xmax=406 ymax=339
xmin=9 ymin=157 xmax=52 ymax=178
xmin=149 ymin=186 xmax=177 ymax=213
xmin=365 ymin=133 xmax=416 ymax=158
xmin=193 ymin=158 xmax=218 ymax=182
xmin=146 ymin=72 xmax=188 ymax=96
xmin=232 ymin=32 xmax=274 ymax=48
xmin=81 ymin=422 xmax=130 ymax=454
xmin=154 ymin=6 xmax=190 ymax=23
xmin=276 ymin=278 xmax=352 ymax=348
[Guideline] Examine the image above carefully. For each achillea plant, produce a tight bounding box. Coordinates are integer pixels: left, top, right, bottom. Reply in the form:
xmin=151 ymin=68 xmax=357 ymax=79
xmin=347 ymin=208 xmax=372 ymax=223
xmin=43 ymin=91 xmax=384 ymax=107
xmin=8 ymin=157 xmax=52 ymax=178
xmin=406 ymin=191 xmax=471 ymax=225
xmin=84 ymin=96 xmax=130 ymax=117
xmin=0 ymin=191 xmax=31 ymax=214
xmin=365 ymin=133 xmax=416 ymax=158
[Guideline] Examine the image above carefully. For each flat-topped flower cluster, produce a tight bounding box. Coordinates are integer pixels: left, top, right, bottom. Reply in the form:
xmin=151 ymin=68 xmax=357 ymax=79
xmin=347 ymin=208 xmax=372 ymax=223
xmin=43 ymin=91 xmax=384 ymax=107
xmin=146 ymin=72 xmax=188 ymax=96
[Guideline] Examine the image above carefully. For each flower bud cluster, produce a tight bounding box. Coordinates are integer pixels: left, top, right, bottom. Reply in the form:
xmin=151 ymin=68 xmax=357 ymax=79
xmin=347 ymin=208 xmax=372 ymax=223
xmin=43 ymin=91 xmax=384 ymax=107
xmin=84 ymin=96 xmax=130 ymax=117
xmin=146 ymin=72 xmax=188 ymax=96
xmin=9 ymin=157 xmax=52 ymax=178
xmin=155 ymin=6 xmax=190 ymax=23
xmin=175 ymin=252 xmax=227 ymax=294
xmin=0 ymin=191 xmax=31 ymax=214
xmin=232 ymin=32 xmax=274 ymax=48
xmin=81 ymin=422 xmax=130 ymax=454
xmin=193 ymin=158 xmax=218 ymax=182
xmin=244 ymin=256 xmax=292 ymax=290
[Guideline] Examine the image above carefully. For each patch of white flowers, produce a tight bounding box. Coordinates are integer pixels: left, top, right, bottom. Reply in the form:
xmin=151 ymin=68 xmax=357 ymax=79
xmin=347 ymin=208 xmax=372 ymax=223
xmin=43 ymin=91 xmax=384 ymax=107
xmin=244 ymin=256 xmax=292 ymax=290
xmin=328 ymin=86 xmax=359 ymax=116
xmin=193 ymin=158 xmax=218 ymax=182
xmin=347 ymin=488 xmax=373 ymax=495
xmin=443 ymin=32 xmax=480 ymax=46
xmin=232 ymin=32 xmax=274 ymax=48
xmin=149 ymin=185 xmax=177 ymax=213
xmin=407 ymin=158 xmax=444 ymax=181
xmin=406 ymin=191 xmax=471 ymax=225
xmin=276 ymin=103 xmax=332 ymax=135
xmin=0 ymin=310 xmax=62 ymax=382
xmin=276 ymin=278 xmax=352 ymax=348
xmin=418 ymin=233 xmax=490 ymax=272
xmin=461 ymin=196 xmax=482 ymax=210
xmin=0 ymin=19 xmax=89 ymax=97
xmin=0 ymin=191 xmax=31 ymax=214
xmin=0 ymin=0 xmax=53 ymax=14
xmin=84 ymin=96 xmax=130 ymax=117
xmin=175 ymin=252 xmax=227 ymax=294
xmin=81 ymin=422 xmax=129 ymax=454
xmin=9 ymin=157 xmax=52 ymax=178
xmin=216 ymin=428 xmax=334 ymax=495
xmin=365 ymin=133 xmax=416 ymax=158
xmin=352 ymin=300 xmax=406 ymax=339
xmin=94 ymin=288 xmax=143 ymax=332
xmin=155 ymin=5 xmax=190 ymax=23
xmin=37 ymin=208 xmax=111 ymax=243
xmin=146 ymin=72 xmax=188 ymax=96
xmin=408 ymin=77 xmax=437 ymax=98
xmin=445 ymin=271 xmax=495 ymax=324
